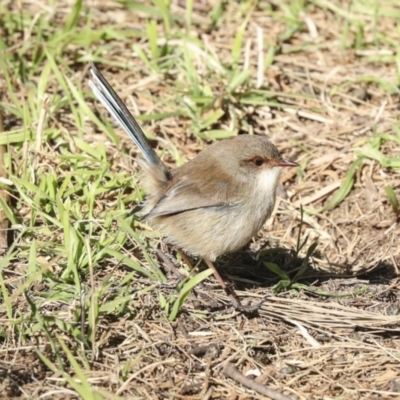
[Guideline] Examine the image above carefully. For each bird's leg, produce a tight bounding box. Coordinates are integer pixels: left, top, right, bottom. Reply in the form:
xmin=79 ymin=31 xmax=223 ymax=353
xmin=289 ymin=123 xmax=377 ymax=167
xmin=177 ymin=251 xmax=266 ymax=313
xmin=175 ymin=249 xmax=219 ymax=308
xmin=204 ymin=259 xmax=266 ymax=313
xmin=156 ymin=249 xmax=184 ymax=281
xmin=177 ymin=248 xmax=195 ymax=270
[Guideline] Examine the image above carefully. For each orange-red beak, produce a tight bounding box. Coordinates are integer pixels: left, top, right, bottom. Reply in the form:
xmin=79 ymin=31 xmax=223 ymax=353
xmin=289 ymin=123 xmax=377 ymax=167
xmin=276 ymin=158 xmax=299 ymax=167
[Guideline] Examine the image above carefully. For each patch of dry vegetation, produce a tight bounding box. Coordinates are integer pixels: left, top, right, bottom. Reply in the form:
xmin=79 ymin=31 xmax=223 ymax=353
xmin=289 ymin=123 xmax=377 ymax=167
xmin=0 ymin=0 xmax=400 ymax=399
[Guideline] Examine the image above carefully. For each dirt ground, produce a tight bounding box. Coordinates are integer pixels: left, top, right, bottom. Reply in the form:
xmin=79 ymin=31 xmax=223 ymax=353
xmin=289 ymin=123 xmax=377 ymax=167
xmin=1 ymin=0 xmax=400 ymax=399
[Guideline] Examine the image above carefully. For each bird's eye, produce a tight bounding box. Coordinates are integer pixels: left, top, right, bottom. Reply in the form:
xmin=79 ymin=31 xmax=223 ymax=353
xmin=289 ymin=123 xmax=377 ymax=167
xmin=253 ymin=157 xmax=265 ymax=167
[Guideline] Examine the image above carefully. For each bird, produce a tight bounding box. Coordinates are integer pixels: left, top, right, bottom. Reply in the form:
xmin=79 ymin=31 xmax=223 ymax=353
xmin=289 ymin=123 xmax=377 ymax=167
xmin=88 ymin=63 xmax=298 ymax=312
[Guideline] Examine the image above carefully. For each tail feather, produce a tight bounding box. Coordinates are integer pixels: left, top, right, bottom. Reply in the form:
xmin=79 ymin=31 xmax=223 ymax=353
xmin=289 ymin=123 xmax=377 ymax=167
xmin=89 ymin=63 xmax=166 ymax=172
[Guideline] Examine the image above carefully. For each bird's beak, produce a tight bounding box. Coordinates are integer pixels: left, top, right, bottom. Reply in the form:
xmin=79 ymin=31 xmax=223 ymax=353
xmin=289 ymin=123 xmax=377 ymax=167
xmin=276 ymin=158 xmax=299 ymax=167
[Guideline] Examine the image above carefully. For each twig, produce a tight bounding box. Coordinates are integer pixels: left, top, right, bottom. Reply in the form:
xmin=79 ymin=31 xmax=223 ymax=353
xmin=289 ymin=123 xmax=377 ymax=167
xmin=222 ymin=362 xmax=293 ymax=400
xmin=293 ymin=181 xmax=341 ymax=207
xmin=0 ymin=111 xmax=9 ymax=252
xmin=201 ymin=386 xmax=213 ymax=400
xmin=31 ymin=95 xmax=50 ymax=182
xmin=200 ymin=359 xmax=211 ymax=398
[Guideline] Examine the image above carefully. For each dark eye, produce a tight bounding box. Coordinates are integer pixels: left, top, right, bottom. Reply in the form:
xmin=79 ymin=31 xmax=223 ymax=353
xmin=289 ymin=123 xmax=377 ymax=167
xmin=253 ymin=157 xmax=264 ymax=167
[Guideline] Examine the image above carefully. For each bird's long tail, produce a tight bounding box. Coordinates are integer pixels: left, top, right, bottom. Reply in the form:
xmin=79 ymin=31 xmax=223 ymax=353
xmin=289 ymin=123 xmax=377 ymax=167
xmin=88 ymin=63 xmax=166 ymax=172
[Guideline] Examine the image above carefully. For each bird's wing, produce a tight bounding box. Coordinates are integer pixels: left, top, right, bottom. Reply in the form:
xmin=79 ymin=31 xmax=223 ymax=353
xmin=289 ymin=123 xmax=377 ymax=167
xmin=144 ymin=174 xmax=237 ymax=218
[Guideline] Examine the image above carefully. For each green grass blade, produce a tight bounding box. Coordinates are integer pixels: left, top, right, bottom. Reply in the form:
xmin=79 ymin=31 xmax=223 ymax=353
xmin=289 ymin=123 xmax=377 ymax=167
xmin=385 ymin=185 xmax=400 ymax=216
xmin=168 ymin=268 xmax=213 ymax=321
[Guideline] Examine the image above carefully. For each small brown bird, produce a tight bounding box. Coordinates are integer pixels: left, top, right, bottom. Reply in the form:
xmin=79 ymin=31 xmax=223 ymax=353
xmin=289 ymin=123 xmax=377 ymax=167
xmin=89 ymin=63 xmax=298 ymax=312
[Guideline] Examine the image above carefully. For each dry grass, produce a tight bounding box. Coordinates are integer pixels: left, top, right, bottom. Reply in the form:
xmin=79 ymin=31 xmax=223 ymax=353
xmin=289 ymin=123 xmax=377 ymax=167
xmin=0 ymin=0 xmax=400 ymax=399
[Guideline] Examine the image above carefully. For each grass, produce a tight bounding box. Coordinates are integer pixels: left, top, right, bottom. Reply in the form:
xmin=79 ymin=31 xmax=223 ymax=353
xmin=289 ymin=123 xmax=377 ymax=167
xmin=0 ymin=0 xmax=400 ymax=399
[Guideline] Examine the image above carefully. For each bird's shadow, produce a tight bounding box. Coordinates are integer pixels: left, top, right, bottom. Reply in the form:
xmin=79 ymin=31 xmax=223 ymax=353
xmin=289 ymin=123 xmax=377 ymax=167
xmin=156 ymin=240 xmax=399 ymax=316
xmin=212 ymin=243 xmax=398 ymax=294
xmin=215 ymin=244 xmax=307 ymax=292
